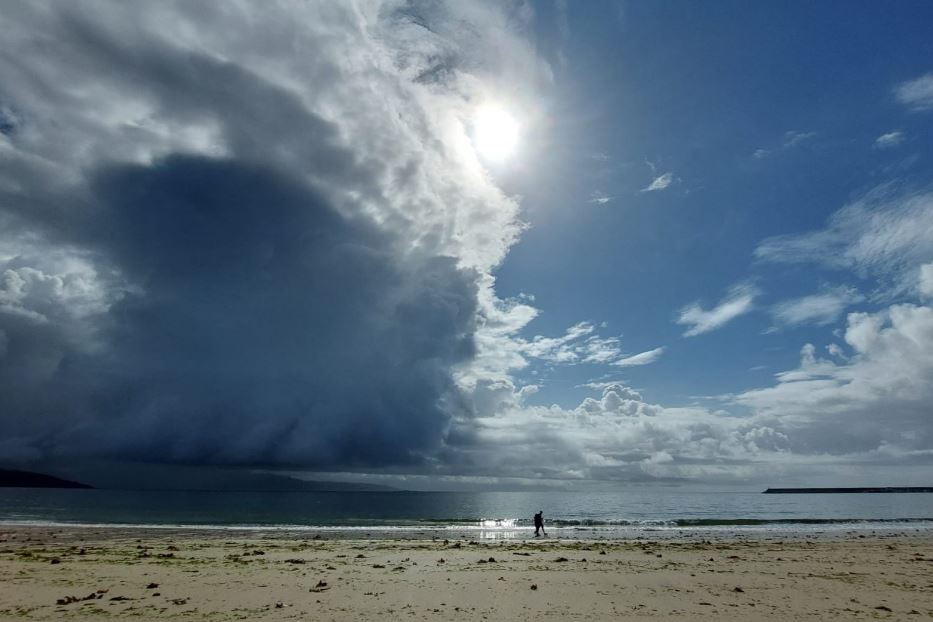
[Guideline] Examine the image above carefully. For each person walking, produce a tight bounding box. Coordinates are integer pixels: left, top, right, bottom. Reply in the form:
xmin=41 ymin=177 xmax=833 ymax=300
xmin=533 ymin=510 xmax=547 ymax=537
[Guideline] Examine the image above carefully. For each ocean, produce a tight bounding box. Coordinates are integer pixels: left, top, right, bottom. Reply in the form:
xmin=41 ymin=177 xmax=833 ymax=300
xmin=2 ymin=488 xmax=932 ymax=539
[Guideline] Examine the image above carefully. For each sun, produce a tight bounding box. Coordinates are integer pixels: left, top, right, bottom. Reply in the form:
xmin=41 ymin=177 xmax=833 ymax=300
xmin=472 ymin=105 xmax=519 ymax=163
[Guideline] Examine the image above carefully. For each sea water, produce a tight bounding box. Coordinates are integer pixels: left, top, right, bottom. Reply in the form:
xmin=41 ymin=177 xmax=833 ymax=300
xmin=1 ymin=488 xmax=932 ymax=539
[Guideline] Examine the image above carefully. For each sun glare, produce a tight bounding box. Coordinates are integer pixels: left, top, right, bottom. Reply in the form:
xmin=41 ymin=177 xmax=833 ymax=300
xmin=472 ymin=105 xmax=519 ymax=163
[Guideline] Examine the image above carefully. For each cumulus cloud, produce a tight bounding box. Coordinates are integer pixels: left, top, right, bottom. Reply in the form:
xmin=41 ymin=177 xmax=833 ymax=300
xmin=459 ymin=299 xmax=933 ymax=486
xmin=0 ymin=1 xmax=548 ymax=468
xmin=438 ymin=382 xmax=791 ymax=484
xmin=771 ymin=286 xmax=864 ymax=327
xmin=755 ymin=185 xmax=933 ymax=297
xmin=895 ymin=72 xmax=933 ymax=111
xmin=677 ymin=284 xmax=759 ymax=337
xmin=874 ymin=131 xmax=904 ymax=148
xmin=736 ymin=304 xmax=933 ymax=457
xmin=640 ymin=172 xmax=673 ymax=193
xmin=441 ymin=298 xmax=933 ymax=485
xmin=705 ymin=183 xmax=933 ymax=483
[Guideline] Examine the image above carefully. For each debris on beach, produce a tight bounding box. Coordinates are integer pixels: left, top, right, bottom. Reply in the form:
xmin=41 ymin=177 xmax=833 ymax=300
xmin=309 ymin=580 xmax=329 ymax=593
xmin=56 ymin=593 xmax=99 ymax=606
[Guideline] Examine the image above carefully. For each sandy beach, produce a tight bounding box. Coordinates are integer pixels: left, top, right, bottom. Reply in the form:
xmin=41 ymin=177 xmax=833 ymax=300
xmin=0 ymin=528 xmax=930 ymax=620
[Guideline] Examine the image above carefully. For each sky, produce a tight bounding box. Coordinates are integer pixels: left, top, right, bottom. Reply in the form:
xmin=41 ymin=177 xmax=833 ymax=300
xmin=1 ymin=1 xmax=932 ymax=490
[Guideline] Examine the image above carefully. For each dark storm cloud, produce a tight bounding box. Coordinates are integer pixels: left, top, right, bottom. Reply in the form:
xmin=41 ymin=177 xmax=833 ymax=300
xmin=0 ymin=0 xmax=566 ymax=481
xmin=0 ymin=0 xmax=524 ymax=470
xmin=2 ymin=155 xmax=477 ymax=467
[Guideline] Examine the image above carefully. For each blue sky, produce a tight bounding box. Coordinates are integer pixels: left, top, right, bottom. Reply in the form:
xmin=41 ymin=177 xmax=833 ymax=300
xmin=1 ymin=1 xmax=932 ymax=489
xmin=492 ymin=0 xmax=933 ymax=410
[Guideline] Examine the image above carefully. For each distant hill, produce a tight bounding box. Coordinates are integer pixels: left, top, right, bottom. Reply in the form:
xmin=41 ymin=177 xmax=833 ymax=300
xmin=57 ymin=466 xmax=397 ymax=492
xmin=0 ymin=468 xmax=93 ymax=489
xmin=2 ymin=464 xmax=397 ymax=492
xmin=174 ymin=471 xmax=397 ymax=492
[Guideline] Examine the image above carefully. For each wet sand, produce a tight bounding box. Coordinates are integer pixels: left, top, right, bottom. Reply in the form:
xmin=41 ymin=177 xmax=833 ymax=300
xmin=0 ymin=527 xmax=931 ymax=620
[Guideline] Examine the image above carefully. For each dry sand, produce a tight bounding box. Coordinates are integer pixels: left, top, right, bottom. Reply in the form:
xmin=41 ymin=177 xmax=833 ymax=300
xmin=0 ymin=527 xmax=931 ymax=620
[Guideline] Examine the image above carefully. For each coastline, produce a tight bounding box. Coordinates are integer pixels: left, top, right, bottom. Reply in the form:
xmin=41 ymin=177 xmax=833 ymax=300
xmin=2 ymin=517 xmax=932 ymax=542
xmin=1 ymin=527 xmax=931 ymax=620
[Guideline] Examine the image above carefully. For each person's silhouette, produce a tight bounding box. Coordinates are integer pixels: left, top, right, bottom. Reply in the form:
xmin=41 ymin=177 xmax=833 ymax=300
xmin=533 ymin=510 xmax=547 ymax=537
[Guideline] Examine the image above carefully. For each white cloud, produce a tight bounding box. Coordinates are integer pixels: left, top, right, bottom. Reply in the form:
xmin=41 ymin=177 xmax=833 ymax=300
xmin=0 ymin=1 xmax=550 ymax=273
xmin=873 ymin=131 xmax=904 ymax=149
xmin=640 ymin=172 xmax=673 ymax=193
xmin=613 ymin=346 xmax=665 ymax=367
xmin=736 ymin=303 xmax=933 ymax=457
xmin=895 ymin=73 xmax=933 ymax=111
xmin=677 ymin=284 xmax=759 ymax=337
xmin=771 ymin=286 xmax=864 ymax=327
xmin=581 ymin=335 xmax=625 ymax=364
xmin=519 ymin=324 xmax=666 ymax=369
xmin=920 ymin=263 xmax=933 ymax=299
xmin=753 ymin=130 xmax=816 ymax=160
xmin=783 ymin=130 xmax=815 ymax=147
xmin=441 ymin=381 xmax=795 ymax=484
xmin=755 ymin=185 xmax=933 ymax=297
xmin=588 ymin=195 xmax=613 ymax=205
xmin=445 ymin=297 xmax=933 ymax=484
xmin=523 ymin=321 xmax=601 ymax=363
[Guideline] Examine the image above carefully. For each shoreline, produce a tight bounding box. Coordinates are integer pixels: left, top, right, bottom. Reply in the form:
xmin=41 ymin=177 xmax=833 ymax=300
xmin=1 ymin=527 xmax=931 ymax=620
xmin=1 ymin=519 xmax=932 ymax=542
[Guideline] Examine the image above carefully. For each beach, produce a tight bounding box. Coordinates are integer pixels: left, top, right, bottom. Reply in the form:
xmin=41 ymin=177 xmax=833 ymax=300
xmin=0 ymin=527 xmax=930 ymax=620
